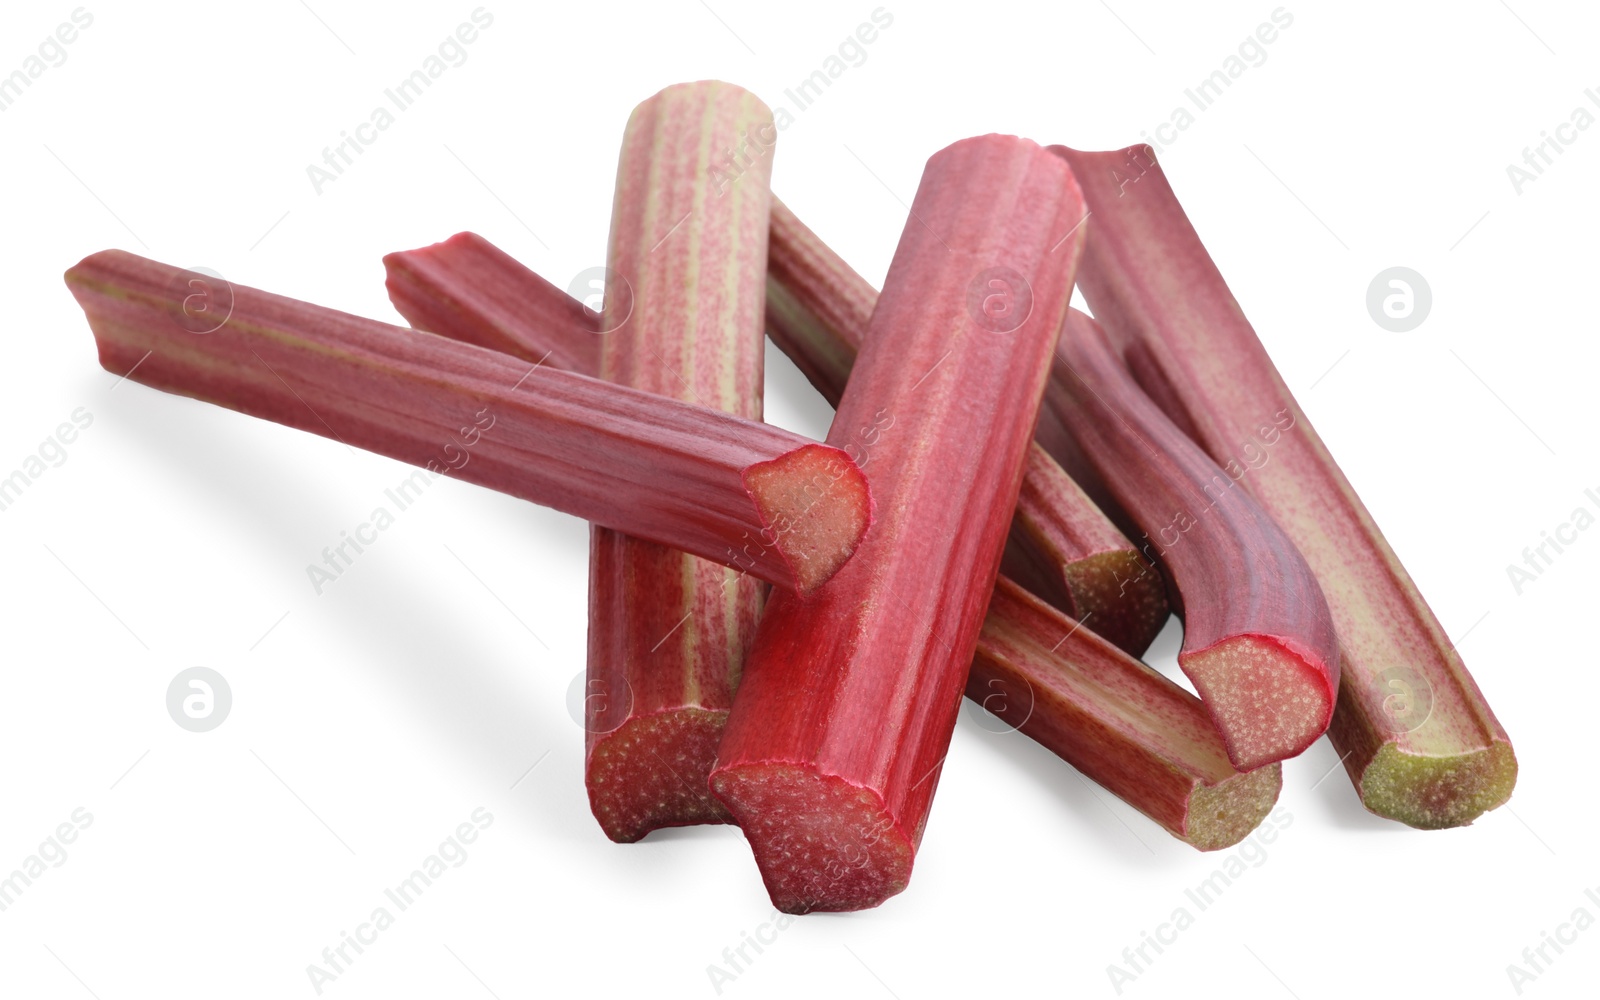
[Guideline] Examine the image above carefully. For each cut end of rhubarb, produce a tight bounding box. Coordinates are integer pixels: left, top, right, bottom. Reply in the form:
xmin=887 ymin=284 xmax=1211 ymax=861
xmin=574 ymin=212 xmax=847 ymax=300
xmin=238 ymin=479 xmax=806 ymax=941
xmin=743 ymin=444 xmax=871 ymax=594
xmin=709 ymin=762 xmax=912 ymax=913
xmin=1062 ymin=550 xmax=1169 ymax=657
xmin=1358 ymin=740 xmax=1518 ymax=830
xmin=586 ymin=707 xmax=733 ymax=843
xmin=1181 ymin=635 xmax=1336 ymax=771
xmin=1184 ymin=761 xmax=1283 ymax=851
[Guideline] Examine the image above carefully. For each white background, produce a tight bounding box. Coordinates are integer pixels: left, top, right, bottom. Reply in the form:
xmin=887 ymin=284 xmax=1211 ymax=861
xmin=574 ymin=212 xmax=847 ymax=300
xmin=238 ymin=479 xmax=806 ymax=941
xmin=1 ymin=1 xmax=1596 ymax=997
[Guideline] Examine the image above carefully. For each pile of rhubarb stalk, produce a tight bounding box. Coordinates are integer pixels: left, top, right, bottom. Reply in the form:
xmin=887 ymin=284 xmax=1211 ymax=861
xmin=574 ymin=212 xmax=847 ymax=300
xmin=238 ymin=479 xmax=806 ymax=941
xmin=65 ymin=82 xmax=1515 ymax=914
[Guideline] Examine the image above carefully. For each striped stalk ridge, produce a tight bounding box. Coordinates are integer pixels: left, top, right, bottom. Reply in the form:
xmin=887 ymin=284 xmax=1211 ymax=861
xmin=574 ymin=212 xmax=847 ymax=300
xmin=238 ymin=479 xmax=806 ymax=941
xmin=710 ymin=135 xmax=1086 ymax=913
xmin=585 ymin=82 xmax=776 ymax=842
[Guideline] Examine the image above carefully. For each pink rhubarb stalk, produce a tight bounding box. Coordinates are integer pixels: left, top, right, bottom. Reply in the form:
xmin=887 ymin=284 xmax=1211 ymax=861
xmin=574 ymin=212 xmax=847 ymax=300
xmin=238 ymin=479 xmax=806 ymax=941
xmin=709 ymin=135 xmax=1083 ymax=913
xmin=1050 ymin=308 xmax=1339 ymax=770
xmin=972 ymin=577 xmax=1282 ymax=849
xmin=65 ymin=249 xmax=869 ymax=594
xmin=764 ymin=198 xmax=1167 ymax=656
xmin=385 ymin=231 xmax=599 ymax=377
xmin=1053 ymin=144 xmax=1515 ymax=827
xmin=384 ymin=233 xmax=1279 ymax=853
xmin=579 ymin=81 xmax=773 ymax=841
xmin=385 ymin=233 xmax=584 ymax=364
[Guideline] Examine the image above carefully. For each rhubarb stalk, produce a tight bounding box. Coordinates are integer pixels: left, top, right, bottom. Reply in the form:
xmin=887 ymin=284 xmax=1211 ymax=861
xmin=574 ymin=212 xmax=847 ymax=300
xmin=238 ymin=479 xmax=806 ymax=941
xmin=65 ymin=250 xmax=870 ymax=594
xmin=385 ymin=233 xmax=588 ymax=370
xmin=972 ymin=577 xmax=1282 ymax=849
xmin=1050 ymin=308 xmax=1339 ymax=770
xmin=387 ymin=233 xmax=1285 ymax=852
xmin=709 ymin=135 xmax=1083 ymax=912
xmin=385 ymin=231 xmax=599 ymax=377
xmin=1053 ymin=144 xmax=1515 ymax=828
xmin=578 ymin=81 xmax=773 ymax=841
xmin=764 ymin=198 xmax=1168 ymax=656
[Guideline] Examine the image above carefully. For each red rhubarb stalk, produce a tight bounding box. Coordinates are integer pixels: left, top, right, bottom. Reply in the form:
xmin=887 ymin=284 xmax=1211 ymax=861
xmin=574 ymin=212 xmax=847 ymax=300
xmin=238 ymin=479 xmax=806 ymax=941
xmin=391 ymin=82 xmax=778 ymax=845
xmin=64 ymin=250 xmax=869 ymax=594
xmin=763 ymin=198 xmax=1168 ymax=656
xmin=709 ymin=135 xmax=1083 ymax=913
xmin=385 ymin=230 xmax=599 ymax=377
xmin=384 ymin=233 xmax=1280 ymax=853
xmin=1053 ymin=144 xmax=1515 ymax=827
xmin=385 ymin=233 xmax=577 ymax=365
xmin=972 ymin=577 xmax=1282 ymax=849
xmin=1050 ymin=308 xmax=1339 ymax=770
xmin=579 ymin=81 xmax=772 ymax=841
